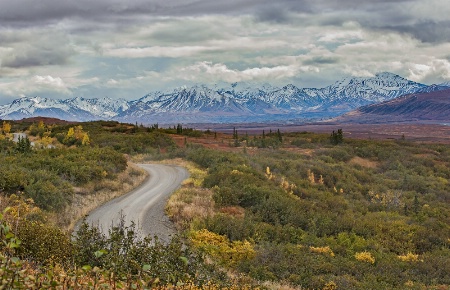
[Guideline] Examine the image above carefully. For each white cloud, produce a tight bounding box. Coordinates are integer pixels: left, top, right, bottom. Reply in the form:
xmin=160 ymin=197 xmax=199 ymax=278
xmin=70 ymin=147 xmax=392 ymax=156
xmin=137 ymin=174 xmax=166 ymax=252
xmin=407 ymin=59 xmax=450 ymax=84
xmin=317 ymin=25 xmax=363 ymax=43
xmin=342 ymin=66 xmax=375 ymax=78
xmin=32 ymin=75 xmax=68 ymax=90
xmin=177 ymin=61 xmax=300 ymax=83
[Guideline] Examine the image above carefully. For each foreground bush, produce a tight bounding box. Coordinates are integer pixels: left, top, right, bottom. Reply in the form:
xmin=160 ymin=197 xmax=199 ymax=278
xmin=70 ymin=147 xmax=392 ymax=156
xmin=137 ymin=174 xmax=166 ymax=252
xmin=0 ymin=205 xmax=238 ymax=289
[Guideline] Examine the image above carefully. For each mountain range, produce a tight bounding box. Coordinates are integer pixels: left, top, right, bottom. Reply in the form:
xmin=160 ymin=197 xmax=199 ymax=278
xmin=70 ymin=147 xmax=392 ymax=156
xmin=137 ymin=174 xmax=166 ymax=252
xmin=1 ymin=72 xmax=449 ymax=124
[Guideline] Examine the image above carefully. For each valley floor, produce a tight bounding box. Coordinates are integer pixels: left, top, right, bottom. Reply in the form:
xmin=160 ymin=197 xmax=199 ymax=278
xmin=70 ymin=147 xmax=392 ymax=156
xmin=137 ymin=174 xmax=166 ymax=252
xmin=193 ymin=123 xmax=450 ymax=143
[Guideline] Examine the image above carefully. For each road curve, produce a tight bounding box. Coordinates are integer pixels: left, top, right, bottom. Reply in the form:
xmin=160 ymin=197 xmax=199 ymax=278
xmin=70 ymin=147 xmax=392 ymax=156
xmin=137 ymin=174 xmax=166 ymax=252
xmin=78 ymin=164 xmax=189 ymax=243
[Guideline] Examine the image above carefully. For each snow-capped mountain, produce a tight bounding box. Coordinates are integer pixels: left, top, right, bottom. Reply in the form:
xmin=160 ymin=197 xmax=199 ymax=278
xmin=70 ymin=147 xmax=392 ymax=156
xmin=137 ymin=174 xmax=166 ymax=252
xmin=0 ymin=96 xmax=129 ymax=121
xmin=1 ymin=72 xmax=449 ymax=123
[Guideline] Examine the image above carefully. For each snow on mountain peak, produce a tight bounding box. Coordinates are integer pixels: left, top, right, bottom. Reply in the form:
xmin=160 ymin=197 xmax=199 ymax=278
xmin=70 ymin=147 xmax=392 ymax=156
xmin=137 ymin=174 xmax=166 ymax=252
xmin=0 ymin=72 xmax=439 ymax=123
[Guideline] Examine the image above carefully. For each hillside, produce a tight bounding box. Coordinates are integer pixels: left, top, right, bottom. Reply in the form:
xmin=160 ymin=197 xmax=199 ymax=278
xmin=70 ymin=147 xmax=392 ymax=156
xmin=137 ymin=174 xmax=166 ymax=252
xmin=1 ymin=120 xmax=450 ymax=289
xmin=336 ymin=88 xmax=450 ymax=124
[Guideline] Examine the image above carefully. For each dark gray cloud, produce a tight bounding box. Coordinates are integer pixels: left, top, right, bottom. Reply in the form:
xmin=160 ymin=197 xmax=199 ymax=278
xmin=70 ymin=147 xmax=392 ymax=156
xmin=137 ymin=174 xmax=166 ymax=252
xmin=382 ymin=21 xmax=450 ymax=43
xmin=0 ymin=1 xmax=160 ymax=25
xmin=1 ymin=0 xmax=448 ymax=44
xmin=303 ymin=56 xmax=340 ymax=66
xmin=255 ymin=6 xmax=291 ymax=23
xmin=0 ymin=0 xmax=409 ymax=24
xmin=0 ymin=30 xmax=74 ymax=69
xmin=2 ymin=49 xmax=71 ymax=68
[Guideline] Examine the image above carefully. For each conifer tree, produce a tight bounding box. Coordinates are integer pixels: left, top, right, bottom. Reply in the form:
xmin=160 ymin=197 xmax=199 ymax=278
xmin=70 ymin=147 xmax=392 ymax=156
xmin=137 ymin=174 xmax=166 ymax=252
xmin=277 ymin=129 xmax=282 ymax=142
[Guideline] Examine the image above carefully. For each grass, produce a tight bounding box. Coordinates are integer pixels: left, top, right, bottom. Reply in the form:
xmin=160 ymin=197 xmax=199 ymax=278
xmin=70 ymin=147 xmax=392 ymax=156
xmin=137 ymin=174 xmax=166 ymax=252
xmin=167 ymin=188 xmax=215 ymax=230
xmin=150 ymin=158 xmax=215 ymax=230
xmin=348 ymin=156 xmax=379 ymax=168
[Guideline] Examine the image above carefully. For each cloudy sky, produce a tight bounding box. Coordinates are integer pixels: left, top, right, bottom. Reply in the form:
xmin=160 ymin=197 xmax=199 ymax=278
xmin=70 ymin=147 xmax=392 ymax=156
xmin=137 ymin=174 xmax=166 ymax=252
xmin=1 ymin=0 xmax=450 ymax=104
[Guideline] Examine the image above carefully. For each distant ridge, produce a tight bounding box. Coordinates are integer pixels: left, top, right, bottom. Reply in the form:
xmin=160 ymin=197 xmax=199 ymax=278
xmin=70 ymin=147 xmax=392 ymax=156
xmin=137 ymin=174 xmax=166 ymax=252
xmin=14 ymin=117 xmax=76 ymax=125
xmin=1 ymin=72 xmax=449 ymax=124
xmin=335 ymin=88 xmax=450 ymax=124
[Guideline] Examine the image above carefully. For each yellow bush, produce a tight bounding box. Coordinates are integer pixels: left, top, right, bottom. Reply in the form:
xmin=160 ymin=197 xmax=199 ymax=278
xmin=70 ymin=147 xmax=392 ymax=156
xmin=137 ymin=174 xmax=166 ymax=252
xmin=231 ymin=169 xmax=243 ymax=175
xmin=280 ymin=177 xmax=297 ymax=195
xmin=355 ymin=251 xmax=375 ymax=264
xmin=189 ymin=229 xmax=255 ymax=267
xmin=2 ymin=121 xmax=11 ymax=134
xmin=309 ymin=246 xmax=335 ymax=257
xmin=397 ymin=252 xmax=419 ymax=262
xmin=3 ymin=194 xmax=45 ymax=221
xmin=181 ymin=166 xmax=207 ymax=187
xmin=323 ymin=281 xmax=337 ymax=290
xmin=265 ymin=166 xmax=274 ymax=180
xmin=307 ymin=169 xmax=315 ymax=184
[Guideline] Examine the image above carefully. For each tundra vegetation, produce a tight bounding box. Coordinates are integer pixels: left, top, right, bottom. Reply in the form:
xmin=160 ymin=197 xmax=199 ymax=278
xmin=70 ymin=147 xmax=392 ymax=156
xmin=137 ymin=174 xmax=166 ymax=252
xmin=0 ymin=119 xmax=449 ymax=289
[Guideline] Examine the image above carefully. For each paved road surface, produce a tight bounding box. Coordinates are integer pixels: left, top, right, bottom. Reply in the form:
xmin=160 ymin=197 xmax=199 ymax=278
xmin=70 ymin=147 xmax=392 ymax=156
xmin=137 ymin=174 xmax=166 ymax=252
xmin=78 ymin=164 xmax=188 ymax=243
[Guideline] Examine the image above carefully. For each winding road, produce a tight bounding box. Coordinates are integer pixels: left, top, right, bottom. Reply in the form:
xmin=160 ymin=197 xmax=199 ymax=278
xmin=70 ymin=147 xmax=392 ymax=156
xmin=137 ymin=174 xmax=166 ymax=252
xmin=78 ymin=164 xmax=188 ymax=243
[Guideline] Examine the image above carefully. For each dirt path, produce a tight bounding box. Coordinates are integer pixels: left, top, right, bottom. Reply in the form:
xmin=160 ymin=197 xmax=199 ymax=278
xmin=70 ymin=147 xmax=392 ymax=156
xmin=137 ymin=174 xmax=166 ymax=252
xmin=77 ymin=164 xmax=188 ymax=243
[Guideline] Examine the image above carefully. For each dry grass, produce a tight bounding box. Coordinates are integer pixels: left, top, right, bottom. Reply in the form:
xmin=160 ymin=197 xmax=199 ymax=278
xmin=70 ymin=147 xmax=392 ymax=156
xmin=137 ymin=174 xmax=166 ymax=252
xmin=219 ymin=206 xmax=245 ymax=218
xmin=167 ymin=188 xmax=215 ymax=230
xmin=55 ymin=162 xmax=148 ymax=232
xmin=152 ymin=158 xmax=217 ymax=230
xmin=261 ymin=281 xmax=302 ymax=290
xmin=349 ymin=156 xmax=379 ymax=168
xmin=282 ymin=147 xmax=315 ymax=156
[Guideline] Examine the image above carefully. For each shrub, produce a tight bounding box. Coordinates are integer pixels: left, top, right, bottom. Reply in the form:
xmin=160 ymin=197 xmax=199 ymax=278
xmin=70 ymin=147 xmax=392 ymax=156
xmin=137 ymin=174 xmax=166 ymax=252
xmin=189 ymin=229 xmax=255 ymax=268
xmin=397 ymin=252 xmax=420 ymax=262
xmin=355 ymin=251 xmax=375 ymax=264
xmin=310 ymin=246 xmax=335 ymax=257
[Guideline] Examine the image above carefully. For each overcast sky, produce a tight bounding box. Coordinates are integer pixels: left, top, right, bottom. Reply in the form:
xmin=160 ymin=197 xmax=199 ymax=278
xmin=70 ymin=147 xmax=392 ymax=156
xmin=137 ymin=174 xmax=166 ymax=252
xmin=1 ymin=0 xmax=450 ymax=104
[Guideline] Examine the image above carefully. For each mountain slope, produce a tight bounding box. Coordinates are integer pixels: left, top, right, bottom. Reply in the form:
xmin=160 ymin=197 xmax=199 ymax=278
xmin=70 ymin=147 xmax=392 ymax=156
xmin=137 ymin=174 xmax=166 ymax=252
xmin=336 ymin=88 xmax=450 ymax=124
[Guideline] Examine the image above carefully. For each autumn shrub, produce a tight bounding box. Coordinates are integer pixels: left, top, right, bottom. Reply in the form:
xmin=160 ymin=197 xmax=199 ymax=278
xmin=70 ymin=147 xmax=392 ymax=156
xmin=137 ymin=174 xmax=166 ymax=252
xmin=189 ymin=229 xmax=255 ymax=268
xmin=0 ymin=145 xmax=128 ymax=211
xmin=397 ymin=252 xmax=420 ymax=262
xmin=309 ymin=246 xmax=335 ymax=257
xmin=0 ymin=195 xmax=72 ymax=265
xmin=354 ymin=251 xmax=375 ymax=264
xmin=73 ymin=219 xmax=227 ymax=286
xmin=16 ymin=220 xmax=73 ymax=265
xmin=0 ymin=208 xmax=241 ymax=289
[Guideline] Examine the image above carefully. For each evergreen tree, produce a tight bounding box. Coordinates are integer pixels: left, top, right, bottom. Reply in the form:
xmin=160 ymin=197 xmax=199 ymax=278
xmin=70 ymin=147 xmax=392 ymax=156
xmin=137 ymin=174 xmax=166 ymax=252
xmin=330 ymin=129 xmax=344 ymax=145
xmin=16 ymin=136 xmax=32 ymax=153
xmin=176 ymin=124 xmax=183 ymax=134
xmin=232 ymin=127 xmax=239 ymax=140
xmin=277 ymin=129 xmax=282 ymax=142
